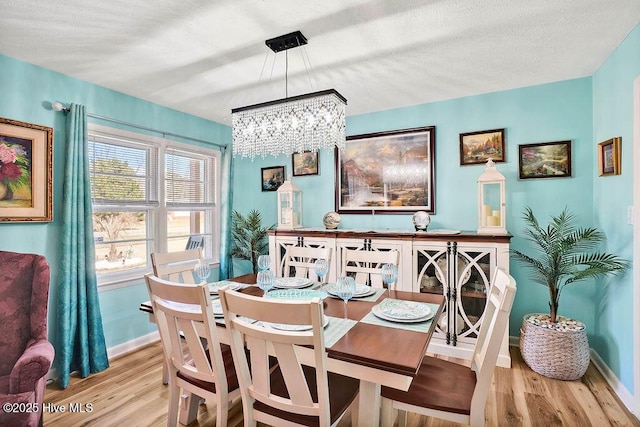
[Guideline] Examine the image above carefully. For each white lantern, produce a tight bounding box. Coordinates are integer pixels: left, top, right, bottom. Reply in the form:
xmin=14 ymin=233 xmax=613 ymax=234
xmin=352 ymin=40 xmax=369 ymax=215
xmin=477 ymin=159 xmax=507 ymax=234
xmin=277 ymin=178 xmax=303 ymax=230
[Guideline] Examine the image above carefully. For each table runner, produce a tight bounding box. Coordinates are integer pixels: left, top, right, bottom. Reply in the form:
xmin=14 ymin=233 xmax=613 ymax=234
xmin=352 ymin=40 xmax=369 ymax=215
xmin=359 ymin=302 xmax=441 ymax=333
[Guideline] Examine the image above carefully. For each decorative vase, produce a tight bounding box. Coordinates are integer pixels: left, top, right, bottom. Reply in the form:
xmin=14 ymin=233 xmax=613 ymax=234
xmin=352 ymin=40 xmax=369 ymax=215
xmin=322 ymin=212 xmax=340 ymax=229
xmin=0 ymin=181 xmax=12 ymax=200
xmin=519 ymin=313 xmax=590 ymax=381
xmin=412 ymin=211 xmax=430 ymax=231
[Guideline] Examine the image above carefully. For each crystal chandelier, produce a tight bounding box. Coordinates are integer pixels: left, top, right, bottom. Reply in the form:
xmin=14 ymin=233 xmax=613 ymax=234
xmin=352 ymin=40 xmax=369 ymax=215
xmin=232 ymin=31 xmax=347 ymax=159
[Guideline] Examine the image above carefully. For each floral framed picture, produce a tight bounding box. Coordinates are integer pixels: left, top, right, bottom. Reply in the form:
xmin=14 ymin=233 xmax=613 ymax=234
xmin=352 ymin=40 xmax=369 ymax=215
xmin=518 ymin=140 xmax=572 ymax=180
xmin=459 ymin=128 xmax=505 ymax=165
xmin=292 ymin=151 xmax=319 ymax=176
xmin=0 ymin=117 xmax=53 ymax=222
xmin=261 ymin=166 xmax=285 ymax=191
xmin=598 ymin=137 xmax=621 ymax=176
xmin=335 ymin=126 xmax=436 ymax=213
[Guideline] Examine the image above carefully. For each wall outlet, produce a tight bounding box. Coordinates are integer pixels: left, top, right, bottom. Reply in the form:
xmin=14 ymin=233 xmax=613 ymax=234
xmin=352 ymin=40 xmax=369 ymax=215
xmin=627 ymin=206 xmax=634 ymax=225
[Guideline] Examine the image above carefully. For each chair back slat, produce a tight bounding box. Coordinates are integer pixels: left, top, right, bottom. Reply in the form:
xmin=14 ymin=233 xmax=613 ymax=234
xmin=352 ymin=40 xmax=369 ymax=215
xmin=219 ymin=289 xmax=331 ymax=423
xmin=341 ymin=248 xmax=399 ymax=288
xmin=282 ymin=246 xmax=332 ymax=283
xmin=151 ymin=248 xmax=202 ymax=283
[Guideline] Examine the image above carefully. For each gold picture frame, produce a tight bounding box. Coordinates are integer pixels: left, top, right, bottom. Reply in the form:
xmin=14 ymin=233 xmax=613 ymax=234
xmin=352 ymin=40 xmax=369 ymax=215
xmin=0 ymin=117 xmax=53 ymax=222
xmin=598 ymin=137 xmax=621 ymax=176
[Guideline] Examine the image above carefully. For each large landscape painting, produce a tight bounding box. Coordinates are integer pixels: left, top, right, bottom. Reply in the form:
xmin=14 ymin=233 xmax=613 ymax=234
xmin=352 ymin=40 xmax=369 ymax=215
xmin=336 ymin=127 xmax=435 ymax=214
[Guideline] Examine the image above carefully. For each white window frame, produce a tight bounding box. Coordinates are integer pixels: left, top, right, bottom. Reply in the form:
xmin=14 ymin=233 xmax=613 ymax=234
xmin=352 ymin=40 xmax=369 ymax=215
xmin=89 ymin=123 xmax=221 ymax=290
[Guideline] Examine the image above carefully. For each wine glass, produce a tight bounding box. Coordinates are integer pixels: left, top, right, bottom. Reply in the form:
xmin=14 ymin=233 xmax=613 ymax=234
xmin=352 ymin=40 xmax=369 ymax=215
xmin=257 ymin=254 xmax=271 ymax=271
xmin=193 ymin=260 xmax=211 ymax=285
xmin=314 ymin=258 xmax=329 ymax=288
xmin=381 ymin=263 xmax=398 ymax=296
xmin=257 ymin=269 xmax=275 ymax=296
xmin=335 ymin=276 xmax=355 ymax=318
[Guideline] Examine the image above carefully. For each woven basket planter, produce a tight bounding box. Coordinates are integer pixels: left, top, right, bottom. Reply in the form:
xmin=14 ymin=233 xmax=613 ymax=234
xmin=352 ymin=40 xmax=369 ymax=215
xmin=519 ymin=313 xmax=590 ymax=381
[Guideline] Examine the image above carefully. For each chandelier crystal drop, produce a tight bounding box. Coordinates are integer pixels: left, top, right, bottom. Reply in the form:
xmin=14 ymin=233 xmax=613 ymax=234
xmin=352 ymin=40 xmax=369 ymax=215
xmin=232 ymin=89 xmax=346 ymax=159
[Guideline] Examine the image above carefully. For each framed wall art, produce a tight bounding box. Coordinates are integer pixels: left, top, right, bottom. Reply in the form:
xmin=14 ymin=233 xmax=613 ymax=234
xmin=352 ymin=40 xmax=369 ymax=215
xmin=292 ymin=151 xmax=319 ymax=176
xmin=459 ymin=128 xmax=505 ymax=165
xmin=0 ymin=117 xmax=53 ymax=222
xmin=597 ymin=137 xmax=621 ymax=176
xmin=261 ymin=165 xmax=285 ymax=191
xmin=335 ymin=126 xmax=436 ymax=214
xmin=518 ymin=140 xmax=572 ymax=180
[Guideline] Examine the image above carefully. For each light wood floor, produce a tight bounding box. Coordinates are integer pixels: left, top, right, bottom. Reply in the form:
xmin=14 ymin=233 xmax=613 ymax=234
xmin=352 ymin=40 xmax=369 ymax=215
xmin=44 ymin=341 xmax=639 ymax=427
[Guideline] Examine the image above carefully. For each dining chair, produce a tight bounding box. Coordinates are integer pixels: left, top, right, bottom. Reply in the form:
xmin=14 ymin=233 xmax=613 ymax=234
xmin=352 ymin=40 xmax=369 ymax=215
xmin=145 ymin=274 xmax=241 ymax=427
xmin=282 ymin=246 xmax=332 ymax=283
xmin=340 ymin=248 xmax=399 ymax=288
xmin=151 ymin=248 xmax=203 ymax=283
xmin=150 ymin=248 xmax=204 ymax=384
xmin=218 ymin=288 xmax=360 ymax=427
xmin=380 ymin=267 xmax=517 ymax=427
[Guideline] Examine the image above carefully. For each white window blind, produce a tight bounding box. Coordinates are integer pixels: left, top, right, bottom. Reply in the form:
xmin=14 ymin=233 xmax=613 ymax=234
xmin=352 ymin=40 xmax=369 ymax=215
xmin=88 ymin=132 xmax=159 ymax=206
xmin=165 ymin=149 xmax=215 ymax=207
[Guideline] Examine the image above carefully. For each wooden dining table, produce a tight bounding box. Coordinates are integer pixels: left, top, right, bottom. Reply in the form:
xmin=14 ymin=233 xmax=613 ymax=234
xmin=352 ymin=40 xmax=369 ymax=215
xmin=139 ymin=274 xmax=444 ymax=426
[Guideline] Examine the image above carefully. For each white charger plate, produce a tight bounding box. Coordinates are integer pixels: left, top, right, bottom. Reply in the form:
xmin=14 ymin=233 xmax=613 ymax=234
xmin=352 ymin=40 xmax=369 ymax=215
xmin=376 ymin=299 xmax=431 ymax=320
xmin=208 ymin=280 xmax=243 ymax=294
xmin=372 ymin=304 xmax=434 ymax=323
xmin=273 ymin=277 xmax=312 ymax=289
xmin=325 ymin=283 xmax=374 ymax=298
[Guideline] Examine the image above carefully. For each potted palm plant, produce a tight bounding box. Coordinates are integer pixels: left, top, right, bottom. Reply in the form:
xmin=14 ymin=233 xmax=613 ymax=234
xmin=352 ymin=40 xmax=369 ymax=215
xmin=511 ymin=207 xmax=629 ymax=380
xmin=230 ymin=209 xmax=273 ymax=274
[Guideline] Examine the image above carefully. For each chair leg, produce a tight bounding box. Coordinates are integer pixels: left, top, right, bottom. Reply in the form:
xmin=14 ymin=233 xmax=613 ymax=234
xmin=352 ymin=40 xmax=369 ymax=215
xmin=216 ymin=397 xmax=228 ymax=427
xmin=167 ymin=383 xmax=180 ymax=427
xmin=350 ymin=393 xmax=359 ymax=426
xmin=397 ymin=409 xmax=407 ymax=427
xmin=380 ymin=398 xmax=395 ymax=427
xmin=162 ymin=358 xmax=169 ymax=385
xmin=179 ymin=392 xmax=200 ymax=425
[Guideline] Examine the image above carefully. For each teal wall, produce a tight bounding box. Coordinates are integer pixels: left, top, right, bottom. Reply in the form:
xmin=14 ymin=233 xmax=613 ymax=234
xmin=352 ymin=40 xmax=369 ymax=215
xmin=592 ymin=24 xmax=640 ymax=393
xmin=0 ymin=54 xmax=230 ymax=353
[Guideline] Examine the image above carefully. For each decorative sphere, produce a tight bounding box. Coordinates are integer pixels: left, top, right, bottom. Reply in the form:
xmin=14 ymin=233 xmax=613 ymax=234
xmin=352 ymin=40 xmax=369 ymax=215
xmin=412 ymin=211 xmax=431 ymax=231
xmin=323 ymin=212 xmax=341 ymax=229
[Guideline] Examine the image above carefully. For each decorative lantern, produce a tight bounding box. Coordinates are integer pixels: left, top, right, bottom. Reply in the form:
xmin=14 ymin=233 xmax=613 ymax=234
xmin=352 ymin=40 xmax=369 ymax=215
xmin=277 ymin=177 xmax=303 ymax=230
xmin=477 ymin=159 xmax=507 ymax=234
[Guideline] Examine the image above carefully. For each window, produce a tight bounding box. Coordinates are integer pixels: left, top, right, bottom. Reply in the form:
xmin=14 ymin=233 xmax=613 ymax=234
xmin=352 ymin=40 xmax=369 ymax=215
xmin=88 ymin=125 xmax=220 ymax=286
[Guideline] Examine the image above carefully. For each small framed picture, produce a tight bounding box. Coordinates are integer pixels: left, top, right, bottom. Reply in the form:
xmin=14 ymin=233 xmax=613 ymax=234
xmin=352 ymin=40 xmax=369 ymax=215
xmin=261 ymin=166 xmax=285 ymax=191
xmin=598 ymin=137 xmax=621 ymax=176
xmin=459 ymin=128 xmax=505 ymax=165
xmin=518 ymin=140 xmax=572 ymax=179
xmin=292 ymin=151 xmax=319 ymax=176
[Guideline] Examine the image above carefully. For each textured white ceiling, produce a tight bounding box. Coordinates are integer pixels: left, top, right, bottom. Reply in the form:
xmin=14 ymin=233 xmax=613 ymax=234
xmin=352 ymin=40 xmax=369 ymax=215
xmin=0 ymin=0 xmax=638 ymax=125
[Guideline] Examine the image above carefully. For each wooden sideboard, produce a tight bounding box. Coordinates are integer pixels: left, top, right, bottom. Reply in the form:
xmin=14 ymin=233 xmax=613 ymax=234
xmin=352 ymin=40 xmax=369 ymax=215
xmin=268 ymin=228 xmax=513 ymax=367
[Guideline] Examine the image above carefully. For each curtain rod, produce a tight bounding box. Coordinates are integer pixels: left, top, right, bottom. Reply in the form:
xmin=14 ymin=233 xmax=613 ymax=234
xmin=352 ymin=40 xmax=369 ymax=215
xmin=88 ymin=113 xmax=227 ymax=150
xmin=52 ymin=102 xmax=227 ymax=150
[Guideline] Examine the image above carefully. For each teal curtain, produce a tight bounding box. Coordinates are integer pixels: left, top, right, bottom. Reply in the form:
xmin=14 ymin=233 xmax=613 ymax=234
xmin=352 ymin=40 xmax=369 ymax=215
xmin=56 ymin=104 xmax=109 ymax=388
xmin=219 ymin=147 xmax=234 ymax=279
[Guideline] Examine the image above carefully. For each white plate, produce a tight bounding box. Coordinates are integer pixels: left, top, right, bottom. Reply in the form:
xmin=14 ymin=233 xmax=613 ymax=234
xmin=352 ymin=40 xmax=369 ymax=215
xmin=325 ymin=283 xmax=374 ymax=298
xmin=372 ymin=305 xmax=435 ymax=323
xmin=211 ymin=299 xmax=224 ymax=317
xmin=267 ymin=315 xmax=329 ymax=331
xmin=208 ymin=280 xmax=243 ymax=294
xmin=376 ymin=299 xmax=431 ymax=320
xmin=435 ymin=256 xmax=471 ymax=285
xmin=273 ymin=277 xmax=312 ymax=289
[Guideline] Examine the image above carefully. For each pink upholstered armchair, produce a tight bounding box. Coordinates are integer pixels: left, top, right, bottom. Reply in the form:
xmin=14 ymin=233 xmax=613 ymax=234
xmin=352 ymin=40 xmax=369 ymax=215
xmin=0 ymin=251 xmax=55 ymax=427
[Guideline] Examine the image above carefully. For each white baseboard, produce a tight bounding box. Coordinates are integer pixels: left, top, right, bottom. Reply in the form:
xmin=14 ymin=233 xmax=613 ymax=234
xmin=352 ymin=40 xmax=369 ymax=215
xmin=107 ymin=331 xmax=160 ymax=359
xmin=509 ymin=335 xmax=637 ymax=417
xmin=590 ymin=349 xmax=636 ymax=416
